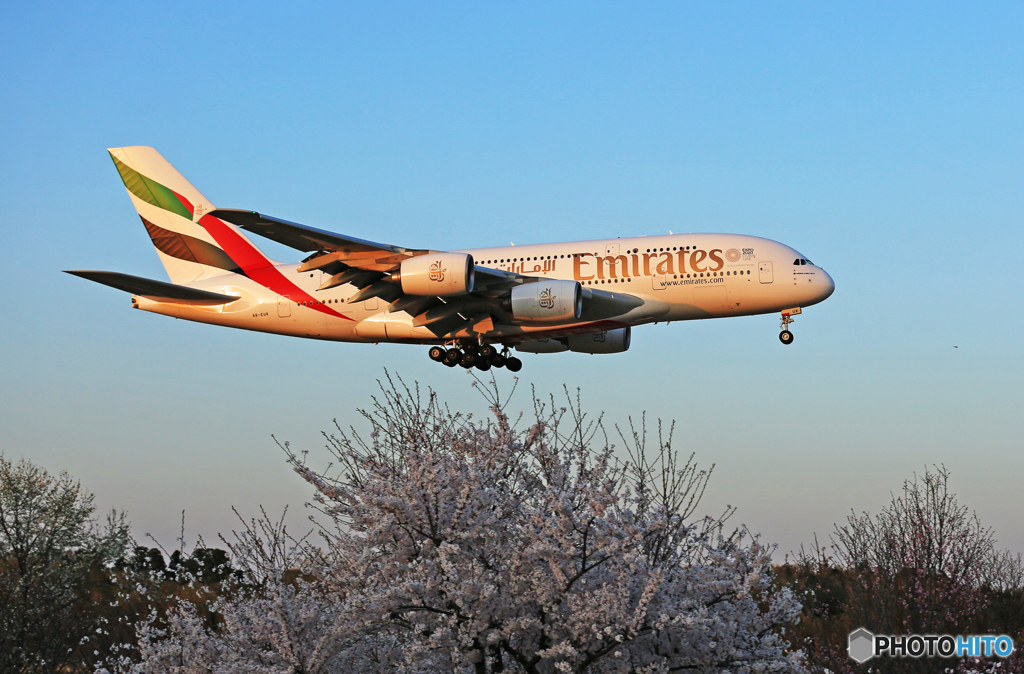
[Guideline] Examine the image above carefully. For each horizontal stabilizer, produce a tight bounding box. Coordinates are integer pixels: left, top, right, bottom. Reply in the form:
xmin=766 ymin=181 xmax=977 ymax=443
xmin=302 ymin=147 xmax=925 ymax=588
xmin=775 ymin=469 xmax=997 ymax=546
xmin=65 ymin=270 xmax=240 ymax=305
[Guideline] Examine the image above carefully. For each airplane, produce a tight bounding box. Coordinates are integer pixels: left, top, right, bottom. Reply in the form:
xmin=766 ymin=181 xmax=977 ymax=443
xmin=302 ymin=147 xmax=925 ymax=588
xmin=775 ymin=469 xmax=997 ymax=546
xmin=67 ymin=147 xmax=835 ymax=372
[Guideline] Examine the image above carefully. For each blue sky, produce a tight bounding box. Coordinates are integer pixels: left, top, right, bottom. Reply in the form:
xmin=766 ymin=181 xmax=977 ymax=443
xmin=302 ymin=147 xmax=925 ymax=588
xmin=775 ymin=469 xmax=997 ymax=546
xmin=1 ymin=2 xmax=1021 ymax=556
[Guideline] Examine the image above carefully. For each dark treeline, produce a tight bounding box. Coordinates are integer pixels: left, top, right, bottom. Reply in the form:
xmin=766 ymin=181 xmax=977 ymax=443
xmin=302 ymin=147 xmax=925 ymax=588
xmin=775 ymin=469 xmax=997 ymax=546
xmin=2 ymin=455 xmax=1021 ymax=673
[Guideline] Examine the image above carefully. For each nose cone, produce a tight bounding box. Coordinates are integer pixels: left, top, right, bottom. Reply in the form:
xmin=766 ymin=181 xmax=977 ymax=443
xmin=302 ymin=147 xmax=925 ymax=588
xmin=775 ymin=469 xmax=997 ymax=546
xmin=821 ymin=269 xmax=835 ymax=300
xmin=801 ymin=266 xmax=835 ymax=307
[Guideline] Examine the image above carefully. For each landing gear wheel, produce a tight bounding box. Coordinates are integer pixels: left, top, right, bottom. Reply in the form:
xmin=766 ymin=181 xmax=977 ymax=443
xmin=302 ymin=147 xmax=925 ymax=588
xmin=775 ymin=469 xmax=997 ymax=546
xmin=428 ymin=346 xmax=446 ymax=362
xmin=480 ymin=344 xmax=497 ymax=360
xmin=475 ymin=359 xmax=491 ymax=372
xmin=443 ymin=348 xmax=462 ymax=367
xmin=460 ymin=351 xmax=480 ymax=368
xmin=505 ymin=356 xmax=523 ymax=372
xmin=462 ymin=341 xmax=479 ymax=354
xmin=778 ymin=310 xmax=799 ymax=346
xmin=490 ymin=354 xmax=507 ymax=368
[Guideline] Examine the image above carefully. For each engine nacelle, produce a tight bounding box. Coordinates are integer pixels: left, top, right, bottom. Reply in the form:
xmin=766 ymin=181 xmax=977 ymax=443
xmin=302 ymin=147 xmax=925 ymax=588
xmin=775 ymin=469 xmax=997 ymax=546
xmin=515 ymin=338 xmax=569 ymax=354
xmin=510 ymin=280 xmax=582 ymax=323
xmin=399 ymin=253 xmax=474 ymax=296
xmin=567 ymin=327 xmax=631 ymax=354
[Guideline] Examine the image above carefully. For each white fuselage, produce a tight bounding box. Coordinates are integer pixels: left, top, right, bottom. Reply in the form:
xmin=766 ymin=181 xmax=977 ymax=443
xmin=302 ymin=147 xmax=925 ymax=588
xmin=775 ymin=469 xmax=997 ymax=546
xmin=133 ymin=233 xmax=835 ymax=344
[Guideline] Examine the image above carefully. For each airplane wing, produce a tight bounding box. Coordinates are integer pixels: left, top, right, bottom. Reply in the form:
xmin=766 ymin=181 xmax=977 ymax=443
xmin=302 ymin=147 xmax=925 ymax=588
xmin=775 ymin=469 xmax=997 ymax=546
xmin=211 ymin=207 xmax=515 ymax=279
xmin=209 ymin=208 xmax=643 ymax=337
xmin=209 ymin=209 xmax=407 ymax=259
xmin=211 ymin=209 xmax=517 ymax=283
xmin=65 ymin=270 xmax=240 ymax=305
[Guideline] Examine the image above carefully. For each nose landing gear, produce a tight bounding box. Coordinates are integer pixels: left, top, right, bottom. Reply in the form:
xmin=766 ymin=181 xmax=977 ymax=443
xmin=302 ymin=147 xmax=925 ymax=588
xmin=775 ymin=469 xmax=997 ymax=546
xmin=779 ymin=307 xmax=801 ymax=345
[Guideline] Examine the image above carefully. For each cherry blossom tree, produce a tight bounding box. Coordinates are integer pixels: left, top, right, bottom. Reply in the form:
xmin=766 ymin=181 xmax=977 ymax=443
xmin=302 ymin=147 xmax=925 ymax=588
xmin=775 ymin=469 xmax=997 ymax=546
xmin=122 ymin=377 xmax=805 ymax=674
xmin=782 ymin=466 xmax=1024 ymax=674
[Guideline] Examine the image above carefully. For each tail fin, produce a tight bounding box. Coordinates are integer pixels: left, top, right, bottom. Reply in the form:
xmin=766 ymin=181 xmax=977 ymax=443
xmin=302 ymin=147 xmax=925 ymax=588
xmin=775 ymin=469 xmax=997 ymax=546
xmin=108 ymin=147 xmax=268 ymax=284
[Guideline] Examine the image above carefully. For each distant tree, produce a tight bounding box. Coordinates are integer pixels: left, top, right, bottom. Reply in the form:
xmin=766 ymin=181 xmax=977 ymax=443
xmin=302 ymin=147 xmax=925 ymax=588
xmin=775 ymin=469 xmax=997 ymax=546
xmin=0 ymin=456 xmax=130 ymax=674
xmin=128 ymin=379 xmax=805 ymax=673
xmin=782 ymin=465 xmax=1024 ymax=674
xmin=121 ymin=546 xmax=167 ymax=575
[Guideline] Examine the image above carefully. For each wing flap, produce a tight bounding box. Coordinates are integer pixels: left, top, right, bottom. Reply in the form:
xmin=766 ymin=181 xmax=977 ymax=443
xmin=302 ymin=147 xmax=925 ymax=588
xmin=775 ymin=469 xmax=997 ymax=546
xmin=65 ymin=270 xmax=240 ymax=305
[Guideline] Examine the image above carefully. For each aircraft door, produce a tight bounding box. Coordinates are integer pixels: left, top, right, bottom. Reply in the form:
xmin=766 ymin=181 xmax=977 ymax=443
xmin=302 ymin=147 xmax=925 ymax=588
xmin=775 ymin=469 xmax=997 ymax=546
xmin=277 ymin=295 xmax=291 ymax=317
xmin=605 ymin=242 xmax=620 ymax=256
xmin=759 ymin=261 xmax=774 ymax=284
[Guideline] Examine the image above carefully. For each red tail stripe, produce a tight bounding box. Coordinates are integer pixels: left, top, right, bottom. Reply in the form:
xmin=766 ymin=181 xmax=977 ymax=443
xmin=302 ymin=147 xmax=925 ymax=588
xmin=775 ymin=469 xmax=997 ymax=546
xmin=170 ymin=190 xmax=353 ymax=321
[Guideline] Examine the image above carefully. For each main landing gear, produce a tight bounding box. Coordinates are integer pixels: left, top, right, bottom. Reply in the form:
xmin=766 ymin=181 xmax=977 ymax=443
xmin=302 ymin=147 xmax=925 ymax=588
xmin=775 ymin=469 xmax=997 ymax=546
xmin=779 ymin=307 xmax=801 ymax=345
xmin=428 ymin=341 xmax=522 ymax=372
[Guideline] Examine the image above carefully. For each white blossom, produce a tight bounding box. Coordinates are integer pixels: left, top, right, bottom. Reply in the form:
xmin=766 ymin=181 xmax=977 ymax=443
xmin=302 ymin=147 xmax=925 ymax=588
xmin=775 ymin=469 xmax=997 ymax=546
xmin=122 ymin=378 xmax=805 ymax=674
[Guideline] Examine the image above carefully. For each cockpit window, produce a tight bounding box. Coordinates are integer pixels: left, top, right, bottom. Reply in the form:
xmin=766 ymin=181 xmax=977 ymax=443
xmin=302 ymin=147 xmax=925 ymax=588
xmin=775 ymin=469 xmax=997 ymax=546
xmin=793 ymin=258 xmax=814 ymax=266
xmin=793 ymin=258 xmax=801 ymax=265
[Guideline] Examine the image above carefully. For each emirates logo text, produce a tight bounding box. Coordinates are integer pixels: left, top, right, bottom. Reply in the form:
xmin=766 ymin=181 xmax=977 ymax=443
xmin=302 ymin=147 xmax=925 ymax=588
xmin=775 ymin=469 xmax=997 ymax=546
xmin=539 ymin=287 xmax=556 ymax=309
xmin=429 ymin=261 xmax=446 ymax=282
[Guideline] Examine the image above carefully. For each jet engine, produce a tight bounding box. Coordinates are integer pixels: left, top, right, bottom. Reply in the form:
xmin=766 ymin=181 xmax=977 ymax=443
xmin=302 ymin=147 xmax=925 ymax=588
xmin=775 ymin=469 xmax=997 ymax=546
xmin=397 ymin=253 xmax=474 ymax=296
xmin=509 ymin=280 xmax=582 ymax=323
xmin=567 ymin=327 xmax=631 ymax=354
